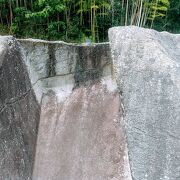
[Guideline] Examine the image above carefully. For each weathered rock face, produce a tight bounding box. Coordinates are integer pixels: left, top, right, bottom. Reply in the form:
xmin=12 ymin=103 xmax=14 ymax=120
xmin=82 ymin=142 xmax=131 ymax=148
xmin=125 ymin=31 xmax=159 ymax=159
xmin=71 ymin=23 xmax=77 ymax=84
xmin=0 ymin=37 xmax=40 ymax=179
xmin=109 ymin=26 xmax=180 ymax=180
xmin=19 ymin=40 xmax=112 ymax=103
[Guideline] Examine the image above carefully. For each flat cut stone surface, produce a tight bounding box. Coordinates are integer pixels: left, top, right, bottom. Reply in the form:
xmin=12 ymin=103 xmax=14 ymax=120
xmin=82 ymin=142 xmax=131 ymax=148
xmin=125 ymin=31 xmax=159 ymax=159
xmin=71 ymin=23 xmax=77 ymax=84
xmin=33 ymin=83 xmax=131 ymax=180
xmin=109 ymin=26 xmax=180 ymax=180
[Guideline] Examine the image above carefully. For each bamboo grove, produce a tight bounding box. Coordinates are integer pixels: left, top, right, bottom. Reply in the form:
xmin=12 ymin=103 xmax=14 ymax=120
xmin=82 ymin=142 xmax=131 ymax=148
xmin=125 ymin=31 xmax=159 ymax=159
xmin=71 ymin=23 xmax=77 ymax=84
xmin=0 ymin=0 xmax=179 ymax=42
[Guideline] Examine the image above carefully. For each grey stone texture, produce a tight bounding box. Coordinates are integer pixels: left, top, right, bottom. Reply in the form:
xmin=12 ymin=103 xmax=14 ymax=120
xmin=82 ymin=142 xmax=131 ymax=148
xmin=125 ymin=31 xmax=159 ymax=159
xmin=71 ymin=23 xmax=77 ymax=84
xmin=0 ymin=36 xmax=40 ymax=180
xmin=109 ymin=26 xmax=180 ymax=180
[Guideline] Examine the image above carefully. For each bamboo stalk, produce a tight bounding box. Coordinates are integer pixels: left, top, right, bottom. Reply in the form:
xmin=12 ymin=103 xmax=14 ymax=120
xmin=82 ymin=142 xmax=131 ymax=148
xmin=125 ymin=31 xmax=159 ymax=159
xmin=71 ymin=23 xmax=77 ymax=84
xmin=125 ymin=0 xmax=129 ymax=26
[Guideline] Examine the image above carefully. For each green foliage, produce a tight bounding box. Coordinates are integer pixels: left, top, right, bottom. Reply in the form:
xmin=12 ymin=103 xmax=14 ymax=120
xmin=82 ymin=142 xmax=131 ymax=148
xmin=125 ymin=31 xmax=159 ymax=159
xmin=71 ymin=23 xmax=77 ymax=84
xmin=166 ymin=0 xmax=180 ymax=33
xmin=0 ymin=0 xmax=179 ymax=42
xmin=0 ymin=24 xmax=9 ymax=35
xmin=147 ymin=0 xmax=169 ymax=28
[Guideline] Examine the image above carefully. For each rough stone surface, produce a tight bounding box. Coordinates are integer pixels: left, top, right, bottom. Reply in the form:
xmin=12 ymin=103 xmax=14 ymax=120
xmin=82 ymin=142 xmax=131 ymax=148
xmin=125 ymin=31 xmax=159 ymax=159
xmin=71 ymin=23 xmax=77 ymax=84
xmin=109 ymin=26 xmax=180 ymax=180
xmin=0 ymin=36 xmax=40 ymax=180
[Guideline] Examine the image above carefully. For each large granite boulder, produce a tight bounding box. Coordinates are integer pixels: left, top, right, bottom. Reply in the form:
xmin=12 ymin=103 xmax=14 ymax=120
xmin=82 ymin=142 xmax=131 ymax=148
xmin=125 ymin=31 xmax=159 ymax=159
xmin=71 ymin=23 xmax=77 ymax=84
xmin=0 ymin=36 xmax=40 ymax=180
xmin=109 ymin=26 xmax=180 ymax=180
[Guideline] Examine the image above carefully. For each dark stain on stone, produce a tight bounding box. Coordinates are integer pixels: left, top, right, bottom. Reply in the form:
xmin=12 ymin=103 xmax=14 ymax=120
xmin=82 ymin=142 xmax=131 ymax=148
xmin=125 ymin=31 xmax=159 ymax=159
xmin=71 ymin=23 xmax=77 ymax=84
xmin=47 ymin=43 xmax=56 ymax=77
xmin=74 ymin=45 xmax=106 ymax=85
